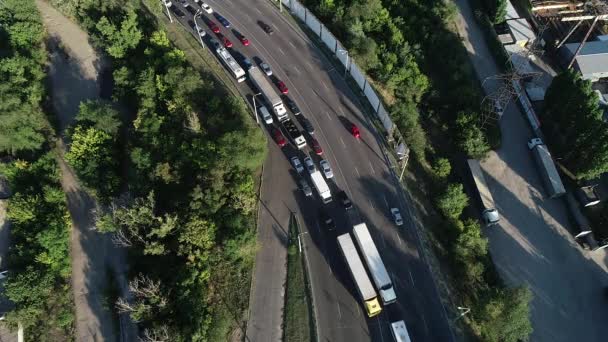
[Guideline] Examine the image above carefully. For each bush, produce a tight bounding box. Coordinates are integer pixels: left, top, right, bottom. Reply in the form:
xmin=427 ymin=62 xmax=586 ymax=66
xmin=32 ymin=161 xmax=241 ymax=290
xmin=436 ymin=183 xmax=469 ymax=219
xmin=456 ymin=112 xmax=491 ymax=159
xmin=432 ymin=157 xmax=452 ymax=179
xmin=476 ymin=287 xmax=533 ymax=342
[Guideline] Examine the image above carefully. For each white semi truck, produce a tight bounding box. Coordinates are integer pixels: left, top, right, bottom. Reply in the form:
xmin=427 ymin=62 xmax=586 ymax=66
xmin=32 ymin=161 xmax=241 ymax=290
xmin=337 ymin=233 xmax=382 ymax=317
xmin=352 ymin=223 xmax=397 ymax=305
xmin=467 ymin=159 xmax=500 ymax=226
xmin=248 ymin=67 xmax=288 ymax=121
xmin=309 ymin=170 xmax=331 ymax=203
xmin=528 ymin=138 xmax=566 ymax=198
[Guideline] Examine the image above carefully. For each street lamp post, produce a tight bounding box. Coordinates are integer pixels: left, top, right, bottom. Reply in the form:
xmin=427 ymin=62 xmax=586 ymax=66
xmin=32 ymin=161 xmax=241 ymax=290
xmin=252 ymin=93 xmax=262 ymax=125
xmin=193 ymin=10 xmax=205 ymax=49
xmin=338 ymin=49 xmax=350 ymax=78
xmin=161 ymin=0 xmax=173 ymax=23
xmin=453 ymin=306 xmax=470 ymax=323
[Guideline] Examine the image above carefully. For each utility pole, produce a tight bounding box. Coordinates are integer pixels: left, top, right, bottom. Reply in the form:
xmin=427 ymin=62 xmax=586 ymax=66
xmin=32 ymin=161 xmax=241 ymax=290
xmin=279 ymin=0 xmax=283 ymax=13
xmin=338 ymin=49 xmax=349 ymax=78
xmin=252 ymin=93 xmax=262 ymax=125
xmin=193 ymin=9 xmax=205 ymax=48
xmin=161 ymin=0 xmax=173 ymax=23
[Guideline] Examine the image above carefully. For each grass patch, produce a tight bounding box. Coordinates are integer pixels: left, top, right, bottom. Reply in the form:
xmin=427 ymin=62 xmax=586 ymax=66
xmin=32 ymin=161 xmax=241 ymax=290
xmin=283 ymin=215 xmax=315 ymax=342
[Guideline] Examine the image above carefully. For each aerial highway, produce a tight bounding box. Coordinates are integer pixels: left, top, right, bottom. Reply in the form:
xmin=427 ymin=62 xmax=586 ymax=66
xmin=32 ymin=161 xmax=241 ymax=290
xmin=165 ymin=0 xmax=454 ymax=340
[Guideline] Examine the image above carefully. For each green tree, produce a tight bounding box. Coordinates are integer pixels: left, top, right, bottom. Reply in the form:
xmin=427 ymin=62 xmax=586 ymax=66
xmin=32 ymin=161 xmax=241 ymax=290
xmin=432 ymin=157 xmax=452 ymax=179
xmin=454 ymin=219 xmax=488 ymax=261
xmin=436 ymin=183 xmax=469 ymax=219
xmin=477 ymin=287 xmax=533 ymax=342
xmin=95 ymin=9 xmax=142 ymax=58
xmin=75 ymin=100 xmax=121 ymax=135
xmin=456 ymin=112 xmax=490 ymax=159
xmin=493 ymin=0 xmax=508 ymax=24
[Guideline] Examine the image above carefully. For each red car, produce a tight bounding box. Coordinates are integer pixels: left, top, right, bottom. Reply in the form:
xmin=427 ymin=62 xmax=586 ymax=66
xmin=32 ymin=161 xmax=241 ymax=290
xmin=272 ymin=127 xmax=287 ymax=147
xmin=223 ymin=37 xmax=233 ymax=48
xmin=350 ymin=124 xmax=360 ymax=138
xmin=277 ymin=81 xmax=288 ymax=94
xmin=208 ymin=21 xmax=220 ymax=33
xmin=239 ymin=36 xmax=250 ymax=46
xmin=310 ymin=138 xmax=323 ymax=155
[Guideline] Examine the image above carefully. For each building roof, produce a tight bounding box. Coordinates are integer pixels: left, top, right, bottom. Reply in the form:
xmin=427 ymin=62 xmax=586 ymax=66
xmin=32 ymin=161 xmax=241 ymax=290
xmin=506 ymin=18 xmax=535 ymax=44
xmin=563 ymin=41 xmax=608 ymax=76
xmin=506 ymin=0 xmax=520 ymax=20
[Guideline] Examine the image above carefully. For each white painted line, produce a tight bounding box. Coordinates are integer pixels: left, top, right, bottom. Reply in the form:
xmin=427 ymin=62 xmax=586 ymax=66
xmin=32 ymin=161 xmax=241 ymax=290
xmin=338 ymin=107 xmax=344 ymax=115
xmin=408 ymin=269 xmax=415 ymax=287
xmin=254 ymin=8 xmax=262 ymax=14
xmin=337 ymin=301 xmax=342 ymax=319
xmin=354 ymin=302 xmax=361 ymax=317
xmin=369 ymin=161 xmax=376 ymax=175
xmin=293 ymin=66 xmax=301 ymax=74
xmin=306 ymin=61 xmax=314 ymax=70
xmin=354 ymin=167 xmax=360 ymax=177
xmin=383 ymin=195 xmax=389 ymax=208
xmin=324 ymin=111 xmax=333 ymax=121
xmin=369 ymin=199 xmax=375 ymax=210
xmin=380 ymin=234 xmax=387 ymax=248
xmin=340 ymin=137 xmax=346 ymax=148
xmin=243 ymin=12 xmax=253 ymax=22
xmin=322 ymin=81 xmax=329 ymax=90
xmin=289 ymin=41 xmax=296 ymax=48
xmin=396 ymin=232 xmax=403 ymax=246
xmin=377 ymin=316 xmax=386 ymax=342
xmin=278 ymin=47 xmax=286 ymax=55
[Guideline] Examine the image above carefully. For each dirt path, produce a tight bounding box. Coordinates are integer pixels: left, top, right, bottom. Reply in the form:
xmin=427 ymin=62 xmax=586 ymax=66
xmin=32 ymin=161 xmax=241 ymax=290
xmin=36 ymin=1 xmax=136 ymax=341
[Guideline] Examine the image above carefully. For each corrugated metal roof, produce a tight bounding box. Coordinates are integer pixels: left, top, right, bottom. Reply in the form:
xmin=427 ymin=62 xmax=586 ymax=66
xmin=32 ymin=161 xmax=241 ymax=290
xmin=507 ymin=18 xmax=535 ymax=43
xmin=564 ymin=41 xmax=608 ymax=76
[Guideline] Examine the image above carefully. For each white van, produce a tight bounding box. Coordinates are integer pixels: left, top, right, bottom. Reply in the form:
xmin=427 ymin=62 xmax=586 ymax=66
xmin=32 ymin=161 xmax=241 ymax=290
xmin=390 ymin=320 xmax=411 ymax=342
xmin=258 ymin=105 xmax=273 ymax=124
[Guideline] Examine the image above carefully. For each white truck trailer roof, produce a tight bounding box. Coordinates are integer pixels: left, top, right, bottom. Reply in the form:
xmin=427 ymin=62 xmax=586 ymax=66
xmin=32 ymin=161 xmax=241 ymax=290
xmin=467 ymin=159 xmax=496 ymax=210
xmin=310 ymin=171 xmax=331 ymax=203
xmin=352 ymin=223 xmax=397 ymax=304
xmin=248 ymin=67 xmax=286 ymax=117
xmin=337 ymin=234 xmax=378 ymax=301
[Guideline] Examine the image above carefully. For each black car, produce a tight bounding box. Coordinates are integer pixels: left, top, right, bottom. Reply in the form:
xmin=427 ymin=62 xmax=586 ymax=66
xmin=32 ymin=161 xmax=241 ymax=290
xmin=283 ymin=95 xmax=301 ymax=115
xmin=184 ymin=4 xmax=197 ymax=15
xmin=338 ymin=191 xmax=353 ymax=209
xmin=171 ymin=6 xmax=186 ymax=18
xmin=301 ymin=117 xmax=314 ymax=135
xmin=259 ymin=21 xmax=274 ymax=34
xmin=319 ymin=209 xmax=335 ymax=231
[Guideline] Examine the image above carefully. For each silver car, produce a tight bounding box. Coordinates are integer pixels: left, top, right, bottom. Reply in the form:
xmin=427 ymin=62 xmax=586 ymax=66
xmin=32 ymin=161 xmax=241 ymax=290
xmin=260 ymin=62 xmax=272 ymax=76
xmin=299 ymin=179 xmax=312 ymax=197
xmin=319 ymin=159 xmax=333 ymax=179
xmin=291 ymin=156 xmax=304 ymax=173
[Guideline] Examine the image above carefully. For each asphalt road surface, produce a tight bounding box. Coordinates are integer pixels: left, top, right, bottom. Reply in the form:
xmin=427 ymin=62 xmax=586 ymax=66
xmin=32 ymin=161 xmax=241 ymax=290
xmin=454 ymin=0 xmax=608 ymax=341
xmin=167 ymin=1 xmax=454 ymax=341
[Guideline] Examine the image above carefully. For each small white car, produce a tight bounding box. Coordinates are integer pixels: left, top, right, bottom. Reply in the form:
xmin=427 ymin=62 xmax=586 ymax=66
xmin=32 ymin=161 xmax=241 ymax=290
xmin=319 ymin=159 xmax=333 ymax=179
xmin=391 ymin=208 xmax=403 ymax=226
xmin=201 ymin=2 xmax=213 ymax=13
xmin=197 ymin=28 xmax=206 ymax=38
xmin=493 ymin=100 xmax=504 ymax=116
xmin=260 ymin=62 xmax=272 ymax=76
xmin=0 ymin=271 xmax=7 ymax=280
xmin=527 ymin=137 xmax=543 ymax=150
xmin=304 ymin=157 xmax=316 ymax=174
xmin=291 ymin=156 xmax=304 ymax=173
xmin=258 ymin=105 xmax=273 ymax=124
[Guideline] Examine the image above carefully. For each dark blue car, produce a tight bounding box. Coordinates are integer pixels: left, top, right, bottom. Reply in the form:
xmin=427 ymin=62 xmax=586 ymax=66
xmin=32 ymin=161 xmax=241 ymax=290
xmin=214 ymin=13 xmax=230 ymax=27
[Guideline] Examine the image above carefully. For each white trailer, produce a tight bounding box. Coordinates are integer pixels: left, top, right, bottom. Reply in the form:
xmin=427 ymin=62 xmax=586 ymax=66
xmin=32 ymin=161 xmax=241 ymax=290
xmin=467 ymin=159 xmax=500 ymax=226
xmin=337 ymin=233 xmax=382 ymax=317
xmin=216 ymin=47 xmax=246 ymax=83
xmin=248 ymin=67 xmax=287 ymax=120
xmin=528 ymin=138 xmax=566 ymax=198
xmin=310 ymin=170 xmax=331 ymax=203
xmin=352 ymin=223 xmax=397 ymax=305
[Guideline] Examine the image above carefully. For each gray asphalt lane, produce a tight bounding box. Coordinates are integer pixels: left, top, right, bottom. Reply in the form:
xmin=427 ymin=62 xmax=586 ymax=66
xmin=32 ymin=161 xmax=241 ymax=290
xmin=168 ymin=1 xmax=453 ymax=341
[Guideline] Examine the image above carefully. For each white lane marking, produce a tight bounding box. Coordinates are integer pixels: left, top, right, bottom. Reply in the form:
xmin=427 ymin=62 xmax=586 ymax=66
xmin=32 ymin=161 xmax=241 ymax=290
xmin=322 ymin=81 xmax=329 ymax=90
xmin=243 ymin=12 xmax=253 ymax=22
xmin=369 ymin=161 xmax=376 ymax=175
xmin=293 ymin=65 xmax=301 ymax=74
xmin=396 ymin=232 xmax=403 ymax=246
xmin=340 ymin=137 xmax=346 ymax=148
xmin=338 ymin=107 xmax=345 ymax=115
xmin=354 ymin=167 xmax=360 ymax=177
xmin=383 ymin=195 xmax=389 ymax=209
xmin=377 ymin=316 xmax=386 ymax=342
xmin=278 ymin=47 xmax=286 ymax=55
xmin=254 ymin=8 xmax=262 ymax=14
xmin=337 ymin=301 xmax=342 ymax=319
xmin=369 ymin=199 xmax=375 ymax=211
xmin=324 ymin=111 xmax=333 ymax=121
xmin=289 ymin=41 xmax=296 ymax=48
xmin=306 ymin=61 xmax=314 ymax=70
xmin=354 ymin=302 xmax=361 ymax=317
xmin=408 ymin=269 xmax=415 ymax=287
xmin=380 ymin=234 xmax=387 ymax=248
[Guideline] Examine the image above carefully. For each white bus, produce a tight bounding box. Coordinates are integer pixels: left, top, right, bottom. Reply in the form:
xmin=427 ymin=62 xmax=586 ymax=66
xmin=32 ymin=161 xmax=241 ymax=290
xmin=216 ymin=47 xmax=246 ymax=83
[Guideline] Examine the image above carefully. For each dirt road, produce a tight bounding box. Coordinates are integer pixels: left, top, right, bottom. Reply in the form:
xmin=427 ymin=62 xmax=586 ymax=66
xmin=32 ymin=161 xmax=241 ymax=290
xmin=36 ymin=1 xmax=136 ymax=341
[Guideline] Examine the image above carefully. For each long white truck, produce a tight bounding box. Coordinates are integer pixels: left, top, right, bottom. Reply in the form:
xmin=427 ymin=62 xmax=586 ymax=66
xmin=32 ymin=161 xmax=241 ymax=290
xmin=467 ymin=159 xmax=500 ymax=226
xmin=528 ymin=138 xmax=566 ymax=198
xmin=216 ymin=47 xmax=246 ymax=83
xmin=248 ymin=67 xmax=288 ymax=121
xmin=337 ymin=233 xmax=382 ymax=317
xmin=310 ymin=170 xmax=331 ymax=203
xmin=352 ymin=223 xmax=397 ymax=305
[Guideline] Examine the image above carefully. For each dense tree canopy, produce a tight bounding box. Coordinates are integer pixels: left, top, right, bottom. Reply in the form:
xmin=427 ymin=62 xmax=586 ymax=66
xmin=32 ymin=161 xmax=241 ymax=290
xmin=544 ymin=70 xmax=608 ymax=180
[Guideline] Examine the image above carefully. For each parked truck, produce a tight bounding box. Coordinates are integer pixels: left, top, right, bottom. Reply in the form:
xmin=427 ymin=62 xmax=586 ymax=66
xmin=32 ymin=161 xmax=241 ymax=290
xmin=282 ymin=119 xmax=306 ymax=149
xmin=248 ymin=67 xmax=288 ymax=121
xmin=467 ymin=159 xmax=500 ymax=226
xmin=310 ymin=170 xmax=332 ymax=203
xmin=528 ymin=138 xmax=566 ymax=198
xmin=337 ymin=233 xmax=382 ymax=317
xmin=352 ymin=223 xmax=397 ymax=305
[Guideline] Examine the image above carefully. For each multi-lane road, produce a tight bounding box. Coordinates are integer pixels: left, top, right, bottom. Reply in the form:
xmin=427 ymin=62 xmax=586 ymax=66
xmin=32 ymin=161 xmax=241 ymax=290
xmin=167 ymin=0 xmax=454 ymax=341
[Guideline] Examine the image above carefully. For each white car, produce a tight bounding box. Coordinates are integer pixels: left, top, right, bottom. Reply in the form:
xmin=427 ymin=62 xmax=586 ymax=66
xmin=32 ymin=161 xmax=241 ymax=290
xmin=0 ymin=271 xmax=7 ymax=280
xmin=291 ymin=156 xmax=304 ymax=173
xmin=260 ymin=62 xmax=272 ymax=76
xmin=493 ymin=99 xmax=504 ymax=116
xmin=258 ymin=105 xmax=273 ymax=124
xmin=304 ymin=157 xmax=316 ymax=174
xmin=197 ymin=27 xmax=206 ymax=38
xmin=200 ymin=2 xmax=213 ymax=13
xmin=391 ymin=208 xmax=403 ymax=226
xmin=319 ymin=159 xmax=333 ymax=179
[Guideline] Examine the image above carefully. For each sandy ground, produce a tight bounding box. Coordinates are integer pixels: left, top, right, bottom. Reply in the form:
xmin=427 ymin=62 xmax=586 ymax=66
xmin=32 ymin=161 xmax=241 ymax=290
xmin=36 ymin=1 xmax=137 ymax=341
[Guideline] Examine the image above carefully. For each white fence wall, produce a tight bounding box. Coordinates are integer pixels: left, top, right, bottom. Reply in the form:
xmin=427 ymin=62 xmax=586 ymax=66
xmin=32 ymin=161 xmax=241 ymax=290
xmin=291 ymin=0 xmax=306 ymax=21
xmin=377 ymin=105 xmax=394 ymax=133
xmin=305 ymin=12 xmax=322 ymax=36
xmin=364 ymin=83 xmax=381 ymax=112
xmin=349 ymin=63 xmax=366 ymax=90
xmin=320 ymin=25 xmax=337 ymax=53
xmin=281 ymin=0 xmax=290 ymax=8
